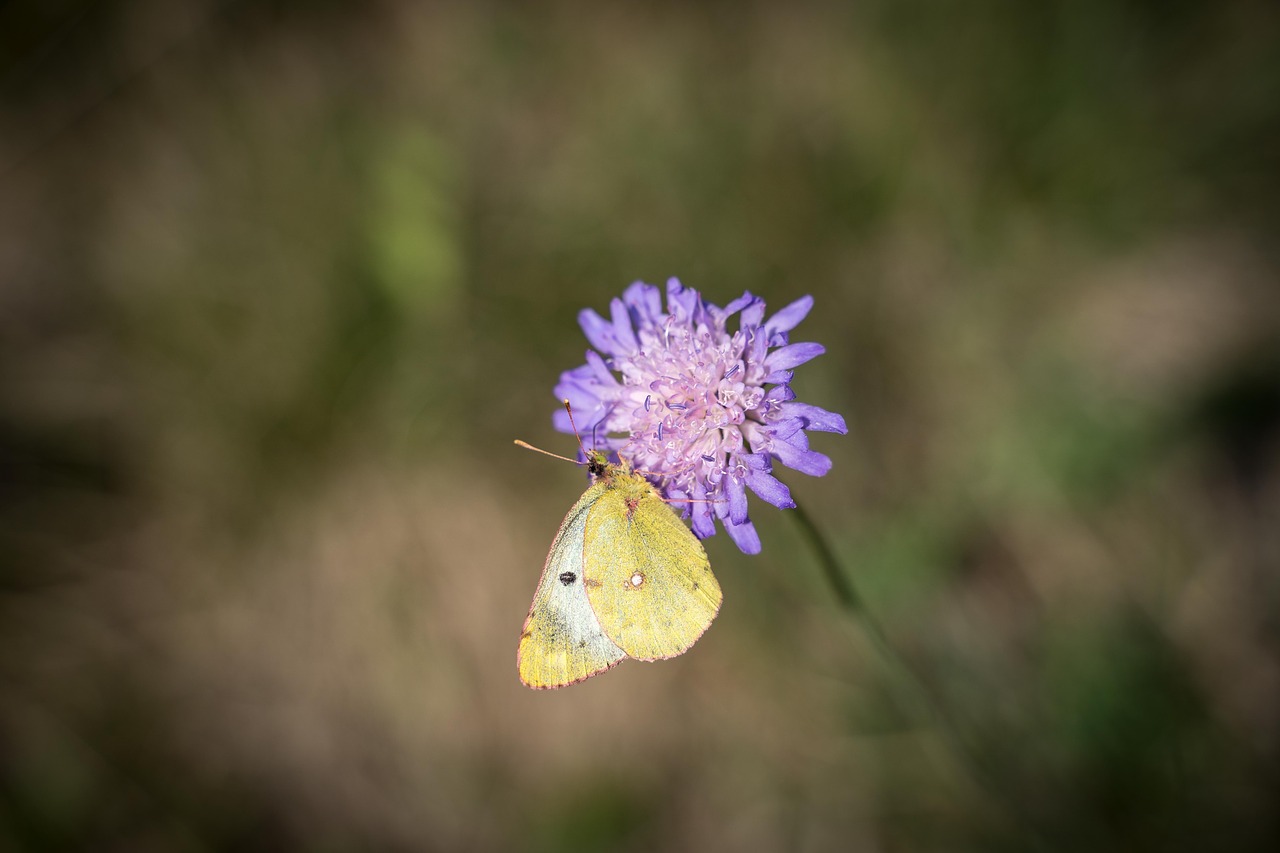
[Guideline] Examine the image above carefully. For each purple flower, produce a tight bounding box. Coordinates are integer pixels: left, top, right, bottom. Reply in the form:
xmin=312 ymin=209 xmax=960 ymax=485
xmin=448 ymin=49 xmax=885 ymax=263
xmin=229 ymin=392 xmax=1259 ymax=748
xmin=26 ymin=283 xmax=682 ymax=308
xmin=553 ymin=278 xmax=846 ymax=554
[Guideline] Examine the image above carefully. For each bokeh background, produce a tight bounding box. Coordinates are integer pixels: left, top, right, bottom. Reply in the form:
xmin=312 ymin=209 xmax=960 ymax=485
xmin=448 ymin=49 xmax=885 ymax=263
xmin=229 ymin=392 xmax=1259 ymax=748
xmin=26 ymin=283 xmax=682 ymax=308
xmin=3 ymin=1 xmax=1280 ymax=850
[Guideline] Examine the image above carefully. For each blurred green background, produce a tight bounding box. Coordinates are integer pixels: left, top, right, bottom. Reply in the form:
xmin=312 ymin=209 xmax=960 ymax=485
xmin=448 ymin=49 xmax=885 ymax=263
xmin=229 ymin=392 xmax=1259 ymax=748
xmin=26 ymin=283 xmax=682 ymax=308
xmin=3 ymin=1 xmax=1279 ymax=850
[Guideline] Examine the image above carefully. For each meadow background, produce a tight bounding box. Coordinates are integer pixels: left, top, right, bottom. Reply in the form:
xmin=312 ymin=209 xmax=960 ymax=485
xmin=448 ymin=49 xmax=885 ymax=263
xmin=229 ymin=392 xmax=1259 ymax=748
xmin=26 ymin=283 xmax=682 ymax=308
xmin=3 ymin=2 xmax=1279 ymax=850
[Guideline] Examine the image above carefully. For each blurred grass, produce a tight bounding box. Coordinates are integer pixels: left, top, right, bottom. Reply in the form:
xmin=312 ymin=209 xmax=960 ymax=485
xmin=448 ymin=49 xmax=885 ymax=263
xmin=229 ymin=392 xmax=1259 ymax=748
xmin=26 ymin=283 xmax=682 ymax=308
xmin=3 ymin=1 xmax=1280 ymax=851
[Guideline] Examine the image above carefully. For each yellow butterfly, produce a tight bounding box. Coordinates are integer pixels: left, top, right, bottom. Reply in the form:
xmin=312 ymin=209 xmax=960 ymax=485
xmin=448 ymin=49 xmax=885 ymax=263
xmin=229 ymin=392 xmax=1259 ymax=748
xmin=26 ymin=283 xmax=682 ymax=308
xmin=515 ymin=438 xmax=722 ymax=690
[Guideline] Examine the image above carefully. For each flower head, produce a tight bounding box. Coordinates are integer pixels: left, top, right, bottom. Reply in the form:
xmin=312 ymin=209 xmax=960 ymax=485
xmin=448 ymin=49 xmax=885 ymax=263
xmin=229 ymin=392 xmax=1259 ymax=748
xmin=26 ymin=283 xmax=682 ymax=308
xmin=554 ymin=278 xmax=846 ymax=554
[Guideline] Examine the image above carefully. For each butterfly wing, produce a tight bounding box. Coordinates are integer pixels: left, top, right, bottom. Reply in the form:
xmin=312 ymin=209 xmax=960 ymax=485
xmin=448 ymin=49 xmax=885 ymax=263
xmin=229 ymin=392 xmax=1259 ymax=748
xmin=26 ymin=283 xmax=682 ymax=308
xmin=518 ymin=485 xmax=627 ymax=689
xmin=582 ymin=477 xmax=722 ymax=661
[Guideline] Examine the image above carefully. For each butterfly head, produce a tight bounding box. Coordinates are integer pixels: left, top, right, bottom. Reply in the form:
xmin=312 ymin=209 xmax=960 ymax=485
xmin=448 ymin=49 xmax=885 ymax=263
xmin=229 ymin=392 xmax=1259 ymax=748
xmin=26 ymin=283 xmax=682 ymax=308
xmin=585 ymin=448 xmax=616 ymax=480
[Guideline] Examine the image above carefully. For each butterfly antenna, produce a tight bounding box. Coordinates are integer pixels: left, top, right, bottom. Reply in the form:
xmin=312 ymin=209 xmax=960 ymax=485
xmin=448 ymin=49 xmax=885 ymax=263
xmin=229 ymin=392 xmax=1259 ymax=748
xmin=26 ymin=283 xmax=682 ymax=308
xmin=513 ymin=399 xmax=594 ymax=465
xmin=514 ymin=438 xmax=586 ymax=466
xmin=562 ymin=399 xmax=591 ymax=456
xmin=513 ymin=440 xmax=586 ymax=466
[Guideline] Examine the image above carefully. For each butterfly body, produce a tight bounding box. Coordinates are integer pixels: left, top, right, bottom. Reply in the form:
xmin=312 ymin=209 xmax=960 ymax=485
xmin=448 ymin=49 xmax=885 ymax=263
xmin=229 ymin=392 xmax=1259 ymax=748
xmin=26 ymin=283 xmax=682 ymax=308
xmin=518 ymin=451 xmax=722 ymax=689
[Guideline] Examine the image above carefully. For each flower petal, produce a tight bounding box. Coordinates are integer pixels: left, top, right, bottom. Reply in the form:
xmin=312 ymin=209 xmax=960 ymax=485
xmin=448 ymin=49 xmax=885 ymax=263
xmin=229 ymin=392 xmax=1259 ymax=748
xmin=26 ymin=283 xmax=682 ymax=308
xmin=623 ymin=281 xmax=663 ymax=326
xmin=552 ymin=381 xmax=601 ymax=413
xmin=746 ymin=469 xmax=795 ymax=509
xmin=765 ymin=342 xmax=825 ymax=372
xmin=740 ymin=297 xmax=766 ymax=330
xmin=691 ymin=480 xmax=716 ymax=538
xmin=666 ymin=277 xmax=698 ymax=320
xmin=666 ymin=487 xmax=690 ymax=520
xmin=609 ymin=297 xmax=638 ymax=353
xmin=772 ymin=441 xmax=832 ymax=477
xmin=553 ymin=375 xmax=607 ymax=410
xmin=553 ymin=363 xmax=594 ymax=391
xmin=763 ymin=295 xmax=814 ymax=335
xmin=726 ymin=473 xmax=749 ymax=525
xmin=760 ymin=384 xmax=796 ymax=418
xmin=768 ymin=417 xmax=806 ymax=443
xmin=723 ymin=517 xmax=761 ymax=554
xmin=781 ymin=402 xmax=848 ymax=434
xmin=553 ymin=404 xmax=605 ymax=434
xmin=764 ymin=385 xmax=796 ymax=404
xmin=578 ymin=308 xmax=617 ymax=355
xmin=719 ymin=291 xmax=755 ymax=321
xmin=582 ymin=351 xmax=616 ymax=385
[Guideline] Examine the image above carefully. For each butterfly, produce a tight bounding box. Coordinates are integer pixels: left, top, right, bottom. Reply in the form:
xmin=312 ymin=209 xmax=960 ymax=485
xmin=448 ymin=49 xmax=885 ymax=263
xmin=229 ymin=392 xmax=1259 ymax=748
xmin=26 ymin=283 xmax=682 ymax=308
xmin=515 ymin=424 xmax=722 ymax=689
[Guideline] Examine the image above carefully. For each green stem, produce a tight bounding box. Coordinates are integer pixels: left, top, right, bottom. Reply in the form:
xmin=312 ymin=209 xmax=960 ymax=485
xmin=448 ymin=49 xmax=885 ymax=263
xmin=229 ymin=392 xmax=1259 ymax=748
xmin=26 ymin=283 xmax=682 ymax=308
xmin=789 ymin=501 xmax=891 ymax=656
xmin=789 ymin=501 xmax=948 ymax=716
xmin=788 ymin=502 xmax=1044 ymax=841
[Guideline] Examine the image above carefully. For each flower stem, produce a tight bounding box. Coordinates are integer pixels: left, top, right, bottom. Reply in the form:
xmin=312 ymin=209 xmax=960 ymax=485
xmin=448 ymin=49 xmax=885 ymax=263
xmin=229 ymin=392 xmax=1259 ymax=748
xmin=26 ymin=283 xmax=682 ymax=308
xmin=788 ymin=501 xmax=891 ymax=655
xmin=789 ymin=501 xmax=949 ymax=717
xmin=788 ymin=502 xmax=1044 ymax=840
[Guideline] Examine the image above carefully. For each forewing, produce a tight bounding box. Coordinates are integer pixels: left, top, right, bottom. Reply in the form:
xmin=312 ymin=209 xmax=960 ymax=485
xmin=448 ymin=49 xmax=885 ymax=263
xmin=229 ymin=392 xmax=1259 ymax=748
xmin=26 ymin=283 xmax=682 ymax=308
xmin=518 ymin=487 xmax=627 ymax=689
xmin=583 ymin=484 xmax=722 ymax=661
